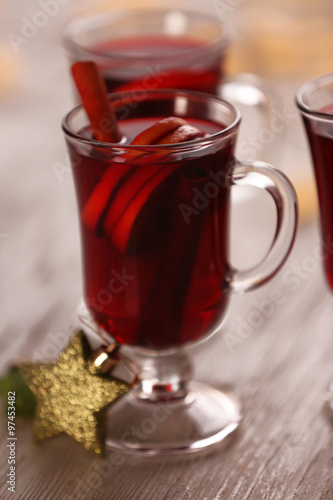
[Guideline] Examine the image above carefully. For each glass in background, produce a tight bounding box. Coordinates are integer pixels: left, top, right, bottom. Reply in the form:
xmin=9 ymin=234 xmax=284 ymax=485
xmin=225 ymin=0 xmax=333 ymax=228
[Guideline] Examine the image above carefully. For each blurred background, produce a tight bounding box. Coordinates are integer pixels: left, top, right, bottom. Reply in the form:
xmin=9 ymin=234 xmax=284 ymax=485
xmin=0 ymin=0 xmax=332 ymax=369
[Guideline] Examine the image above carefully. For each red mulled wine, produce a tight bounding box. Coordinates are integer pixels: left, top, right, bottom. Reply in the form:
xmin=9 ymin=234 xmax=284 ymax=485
xmin=68 ymin=115 xmax=234 ymax=349
xmin=90 ymin=35 xmax=222 ymax=95
xmin=302 ymin=105 xmax=333 ymax=288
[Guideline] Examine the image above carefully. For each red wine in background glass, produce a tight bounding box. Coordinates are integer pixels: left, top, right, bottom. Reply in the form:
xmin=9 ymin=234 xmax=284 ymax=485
xmin=90 ymin=35 xmax=223 ymax=94
xmin=69 ymin=116 xmax=234 ymax=349
xmin=303 ymin=104 xmax=333 ymax=288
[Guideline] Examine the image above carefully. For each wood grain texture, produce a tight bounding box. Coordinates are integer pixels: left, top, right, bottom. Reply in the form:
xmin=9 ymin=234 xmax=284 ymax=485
xmin=1 ymin=237 xmax=333 ymax=500
xmin=1 ymin=2 xmax=333 ymax=499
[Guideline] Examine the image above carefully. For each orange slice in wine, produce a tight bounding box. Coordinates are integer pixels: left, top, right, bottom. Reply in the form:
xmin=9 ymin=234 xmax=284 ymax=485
xmin=82 ymin=117 xmax=207 ymax=253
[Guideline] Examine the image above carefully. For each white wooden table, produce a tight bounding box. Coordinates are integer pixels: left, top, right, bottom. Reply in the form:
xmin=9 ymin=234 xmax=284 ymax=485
xmin=1 ymin=1 xmax=333 ymax=499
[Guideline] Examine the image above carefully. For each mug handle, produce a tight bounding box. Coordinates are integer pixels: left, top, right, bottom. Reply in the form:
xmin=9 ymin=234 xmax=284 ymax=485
xmin=218 ymin=74 xmax=282 ymax=162
xmin=225 ymin=159 xmax=298 ymax=294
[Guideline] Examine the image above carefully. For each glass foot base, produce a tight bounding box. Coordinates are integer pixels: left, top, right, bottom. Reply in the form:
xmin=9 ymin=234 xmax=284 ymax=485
xmin=105 ymin=381 xmax=242 ymax=456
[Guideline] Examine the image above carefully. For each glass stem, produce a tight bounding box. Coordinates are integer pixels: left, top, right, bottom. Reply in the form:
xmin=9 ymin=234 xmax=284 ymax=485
xmin=129 ymin=351 xmax=193 ymax=402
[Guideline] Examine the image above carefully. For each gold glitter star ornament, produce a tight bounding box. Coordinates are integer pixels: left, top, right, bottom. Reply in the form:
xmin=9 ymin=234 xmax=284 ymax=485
xmin=21 ymin=331 xmax=130 ymax=455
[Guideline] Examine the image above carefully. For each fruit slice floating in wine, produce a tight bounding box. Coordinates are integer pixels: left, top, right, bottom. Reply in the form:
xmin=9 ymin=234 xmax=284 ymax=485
xmin=157 ymin=123 xmax=207 ymax=144
xmin=82 ymin=116 xmax=207 ymax=254
xmin=109 ymin=162 xmax=178 ymax=254
xmin=131 ymin=116 xmax=189 ymax=145
xmin=82 ymin=163 xmax=133 ymax=233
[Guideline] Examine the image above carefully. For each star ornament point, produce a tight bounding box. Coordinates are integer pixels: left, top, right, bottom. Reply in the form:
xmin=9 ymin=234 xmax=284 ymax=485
xmin=21 ymin=331 xmax=129 ymax=455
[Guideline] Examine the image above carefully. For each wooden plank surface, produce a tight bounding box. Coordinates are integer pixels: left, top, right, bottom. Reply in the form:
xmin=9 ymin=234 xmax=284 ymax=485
xmin=1 ymin=2 xmax=333 ymax=499
xmin=1 ymin=226 xmax=333 ymax=500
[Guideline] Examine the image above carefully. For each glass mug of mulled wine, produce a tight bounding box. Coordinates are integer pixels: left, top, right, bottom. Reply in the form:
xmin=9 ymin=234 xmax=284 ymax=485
xmin=296 ymin=74 xmax=333 ymax=414
xmin=63 ymin=89 xmax=297 ymax=455
xmin=63 ymin=7 xmax=280 ymax=162
xmin=297 ymin=74 xmax=333 ymax=290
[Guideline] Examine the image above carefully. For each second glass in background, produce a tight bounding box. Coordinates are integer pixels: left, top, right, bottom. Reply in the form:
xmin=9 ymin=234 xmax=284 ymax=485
xmin=63 ymin=7 xmax=281 ymax=162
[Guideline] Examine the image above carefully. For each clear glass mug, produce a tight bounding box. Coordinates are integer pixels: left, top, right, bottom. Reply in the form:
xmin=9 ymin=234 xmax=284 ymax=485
xmin=296 ymin=73 xmax=333 ymax=415
xmin=296 ymin=73 xmax=333 ymax=290
xmin=63 ymin=89 xmax=297 ymax=455
xmin=63 ymin=7 xmax=281 ymax=162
